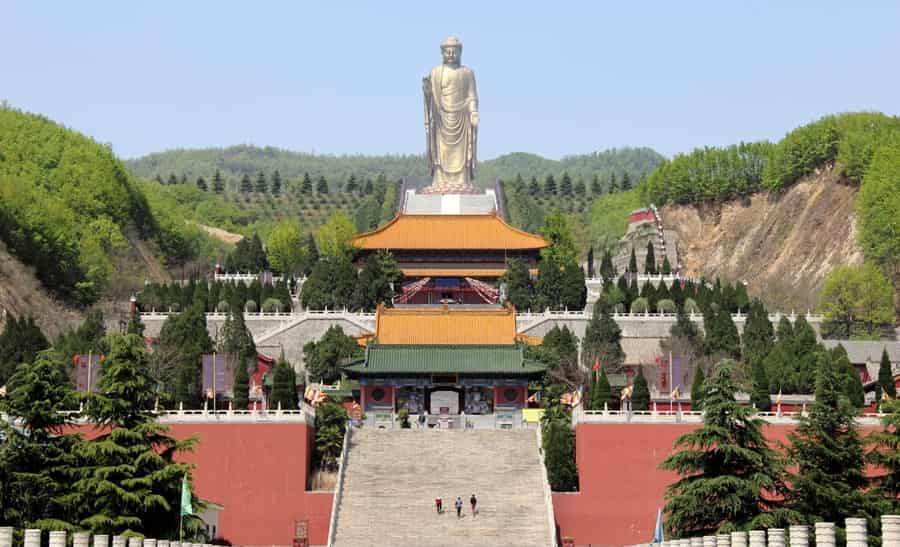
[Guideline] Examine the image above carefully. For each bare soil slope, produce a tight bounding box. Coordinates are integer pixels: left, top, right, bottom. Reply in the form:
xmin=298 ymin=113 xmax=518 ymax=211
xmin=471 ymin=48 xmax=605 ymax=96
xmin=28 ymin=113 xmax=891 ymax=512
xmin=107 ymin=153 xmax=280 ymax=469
xmin=662 ymin=167 xmax=863 ymax=311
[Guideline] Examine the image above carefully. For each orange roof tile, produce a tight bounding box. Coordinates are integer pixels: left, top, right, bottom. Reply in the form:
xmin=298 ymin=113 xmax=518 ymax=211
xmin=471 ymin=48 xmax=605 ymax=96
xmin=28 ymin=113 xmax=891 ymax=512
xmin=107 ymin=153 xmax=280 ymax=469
xmin=374 ymin=304 xmax=518 ymax=345
xmin=352 ymin=213 xmax=548 ymax=251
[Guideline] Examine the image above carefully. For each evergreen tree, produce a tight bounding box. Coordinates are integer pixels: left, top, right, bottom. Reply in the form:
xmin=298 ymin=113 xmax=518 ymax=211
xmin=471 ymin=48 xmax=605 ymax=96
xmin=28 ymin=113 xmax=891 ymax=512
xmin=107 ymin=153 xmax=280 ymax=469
xmin=167 ymin=173 xmax=177 ymax=185
xmin=345 ymin=174 xmax=358 ymax=193
xmin=316 ymin=175 xmax=329 ymax=194
xmin=831 ymin=344 xmax=865 ymax=409
xmin=179 ymin=174 xmax=186 ymax=184
xmin=255 ymin=171 xmax=268 ymax=193
xmin=126 ymin=311 xmax=145 ymax=336
xmin=301 ymin=172 xmax=313 ymax=194
xmin=599 ymin=249 xmax=615 ymax=280
xmin=66 ymin=334 xmax=200 ymax=538
xmin=363 ymin=178 xmax=374 ymax=195
xmin=0 ymin=349 xmax=78 ymax=530
xmin=543 ymin=174 xmax=557 ymax=195
xmin=742 ymin=299 xmax=773 ymax=368
xmin=154 ymin=174 xmax=163 ymax=184
xmin=867 ymin=399 xmax=900 ymax=509
xmin=645 ymin=240 xmax=657 ymax=274
xmin=218 ymin=307 xmax=256 ymax=370
xmin=660 ymin=362 xmax=797 ymax=538
xmin=240 ymin=173 xmax=252 ymax=193
xmin=586 ymin=246 xmax=595 ymax=278
xmin=303 ymin=326 xmax=362 ymax=384
xmin=750 ymin=359 xmax=772 ymax=411
xmin=876 ymin=347 xmax=896 ymax=401
xmin=608 ymin=172 xmax=620 ymax=193
xmin=672 ymin=306 xmax=701 ymax=349
xmin=528 ymin=176 xmax=541 ymax=195
xmin=590 ymin=174 xmax=602 ymax=195
xmin=271 ymin=170 xmax=282 ymax=196
xmin=541 ymin=387 xmax=578 ymax=491
xmin=582 ymin=308 xmax=625 ymax=372
xmin=0 ymin=314 xmax=49 ymax=384
xmin=195 ymin=176 xmax=207 ymax=192
xmin=788 ymin=348 xmax=882 ymax=534
xmin=573 ymin=177 xmax=586 ymax=196
xmin=628 ymin=247 xmax=638 ymax=274
xmin=304 ymin=232 xmax=319 ymax=276
xmin=232 ymin=358 xmax=250 ymax=410
xmin=559 ymin=172 xmax=573 ymax=196
xmin=212 ymin=169 xmax=224 ymax=194
xmin=500 ymin=258 xmax=534 ymax=312
xmin=621 ymin=171 xmax=632 ymax=190
xmin=591 ymin=368 xmax=613 ymax=410
xmin=351 ymin=250 xmax=402 ymax=311
xmin=270 ymin=360 xmax=298 ymax=410
xmin=690 ymin=365 xmax=706 ymax=411
xmin=157 ymin=305 xmax=212 ymax=408
xmin=631 ymin=366 xmax=651 ymax=411
xmin=661 ymin=255 xmax=672 ymax=275
xmin=703 ymin=308 xmax=741 ymax=359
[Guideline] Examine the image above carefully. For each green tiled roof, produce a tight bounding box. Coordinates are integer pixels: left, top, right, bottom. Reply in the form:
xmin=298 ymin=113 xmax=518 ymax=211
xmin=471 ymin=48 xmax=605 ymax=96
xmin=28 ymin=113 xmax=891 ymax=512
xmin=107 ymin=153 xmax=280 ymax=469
xmin=343 ymin=345 xmax=547 ymax=376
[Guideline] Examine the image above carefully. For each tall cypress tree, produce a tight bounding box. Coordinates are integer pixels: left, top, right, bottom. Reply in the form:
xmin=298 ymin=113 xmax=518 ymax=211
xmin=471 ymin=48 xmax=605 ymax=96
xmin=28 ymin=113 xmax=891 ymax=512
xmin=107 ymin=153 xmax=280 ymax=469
xmin=867 ymin=399 xmax=900 ymax=509
xmin=644 ymin=240 xmax=657 ymax=274
xmin=301 ymin=172 xmax=313 ymax=194
xmin=316 ymin=175 xmax=329 ymax=194
xmin=270 ymin=360 xmax=298 ymax=410
xmin=876 ymin=347 xmax=896 ymax=401
xmin=232 ymin=359 xmax=250 ymax=410
xmin=586 ymin=246 xmax=595 ymax=278
xmin=591 ymin=368 xmax=613 ymax=410
xmin=0 ymin=314 xmax=49 ymax=385
xmin=195 ymin=176 xmax=207 ymax=192
xmin=599 ymin=250 xmax=615 ymax=280
xmin=500 ymin=258 xmax=534 ymax=311
xmin=660 ymin=362 xmax=797 ymax=538
xmin=750 ymin=359 xmax=772 ymax=411
xmin=212 ymin=169 xmax=224 ymax=194
xmin=742 ymin=299 xmax=773 ymax=368
xmin=255 ymin=171 xmax=268 ymax=193
xmin=543 ymin=174 xmax=557 ymax=195
xmin=559 ymin=171 xmax=573 ymax=196
xmin=690 ymin=365 xmax=706 ymax=411
xmin=528 ymin=176 xmax=540 ymax=195
xmin=590 ymin=174 xmax=602 ymax=194
xmin=271 ymin=170 xmax=282 ymax=196
xmin=787 ymin=349 xmax=879 ymax=531
xmin=582 ymin=308 xmax=625 ymax=372
xmin=631 ymin=366 xmax=651 ymax=411
xmin=628 ymin=247 xmax=638 ymax=274
xmin=240 ymin=173 xmax=253 ymax=193
xmin=541 ymin=387 xmax=578 ymax=491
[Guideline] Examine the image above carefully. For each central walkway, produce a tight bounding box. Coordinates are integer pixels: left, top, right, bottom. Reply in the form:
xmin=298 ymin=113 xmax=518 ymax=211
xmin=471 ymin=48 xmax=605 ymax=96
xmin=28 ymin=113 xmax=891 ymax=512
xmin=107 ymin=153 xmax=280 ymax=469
xmin=331 ymin=428 xmax=554 ymax=547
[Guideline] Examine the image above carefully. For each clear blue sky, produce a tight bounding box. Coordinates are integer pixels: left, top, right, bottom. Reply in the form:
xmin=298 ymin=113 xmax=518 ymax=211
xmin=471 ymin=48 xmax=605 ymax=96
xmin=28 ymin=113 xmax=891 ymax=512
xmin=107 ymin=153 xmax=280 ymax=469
xmin=3 ymin=1 xmax=899 ymax=160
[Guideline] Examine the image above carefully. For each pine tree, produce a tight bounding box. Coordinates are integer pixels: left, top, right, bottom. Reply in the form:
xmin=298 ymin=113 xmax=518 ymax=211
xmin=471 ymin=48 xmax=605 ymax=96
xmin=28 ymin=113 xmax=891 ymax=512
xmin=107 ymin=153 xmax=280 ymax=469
xmin=316 ymin=175 xmax=329 ymax=194
xmin=500 ymin=258 xmax=534 ymax=311
xmin=218 ymin=307 xmax=256 ymax=369
xmin=541 ymin=388 xmax=578 ymax=491
xmin=345 ymin=174 xmax=358 ymax=193
xmin=271 ymin=170 xmax=282 ymax=196
xmin=876 ymin=347 xmax=896 ymax=401
xmin=167 ymin=173 xmax=177 ymax=185
xmin=304 ymin=232 xmax=319 ymax=276
xmin=690 ymin=365 xmax=706 ymax=411
xmin=559 ymin=172 xmax=573 ymax=196
xmin=867 ymin=399 xmax=900 ymax=508
xmin=158 ymin=305 xmax=212 ymax=408
xmin=742 ymin=299 xmax=773 ymax=368
xmin=599 ymin=250 xmax=615 ymax=280
xmin=586 ymin=246 xmax=595 ymax=278
xmin=232 ymin=359 xmax=250 ymax=410
xmin=255 ymin=171 xmax=268 ymax=193
xmin=126 ymin=311 xmax=145 ymax=336
xmin=632 ymin=366 xmax=651 ymax=410
xmin=788 ymin=349 xmax=880 ymax=533
xmin=195 ymin=176 xmax=207 ymax=192
xmin=582 ymin=308 xmax=625 ymax=372
xmin=608 ymin=172 xmax=620 ymax=193
xmin=750 ymin=359 xmax=772 ymax=411
xmin=528 ymin=176 xmax=541 ymax=195
xmin=573 ymin=177 xmax=586 ymax=196
xmin=621 ymin=171 xmax=632 ymax=190
xmin=591 ymin=368 xmax=613 ymax=410
xmin=351 ymin=250 xmax=402 ymax=312
xmin=363 ymin=178 xmax=374 ymax=195
xmin=0 ymin=314 xmax=49 ymax=384
xmin=67 ymin=334 xmax=201 ymax=538
xmin=831 ymin=344 xmax=864 ymax=408
xmin=628 ymin=247 xmax=638 ymax=274
xmin=645 ymin=240 xmax=657 ymax=274
xmin=155 ymin=174 xmax=163 ymax=184
xmin=661 ymin=256 xmax=672 ymax=275
xmin=660 ymin=362 xmax=796 ymax=538
xmin=179 ymin=173 xmax=187 ymax=184
xmin=703 ymin=308 xmax=741 ymax=359
xmin=212 ymin=169 xmax=224 ymax=194
xmin=543 ymin=174 xmax=557 ymax=195
xmin=240 ymin=173 xmax=253 ymax=193
xmin=590 ymin=174 xmax=602 ymax=195
xmin=270 ymin=360 xmax=298 ymax=410
xmin=301 ymin=172 xmax=313 ymax=194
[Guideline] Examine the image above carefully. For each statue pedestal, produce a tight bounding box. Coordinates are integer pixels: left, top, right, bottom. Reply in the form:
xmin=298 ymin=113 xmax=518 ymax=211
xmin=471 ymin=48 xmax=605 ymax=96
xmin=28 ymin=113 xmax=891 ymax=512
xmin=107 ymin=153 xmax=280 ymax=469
xmin=404 ymin=188 xmax=497 ymax=215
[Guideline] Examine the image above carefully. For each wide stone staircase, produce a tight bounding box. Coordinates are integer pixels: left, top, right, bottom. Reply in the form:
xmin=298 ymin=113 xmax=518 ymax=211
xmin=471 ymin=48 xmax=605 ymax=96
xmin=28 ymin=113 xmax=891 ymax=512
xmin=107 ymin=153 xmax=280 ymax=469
xmin=331 ymin=429 xmax=554 ymax=547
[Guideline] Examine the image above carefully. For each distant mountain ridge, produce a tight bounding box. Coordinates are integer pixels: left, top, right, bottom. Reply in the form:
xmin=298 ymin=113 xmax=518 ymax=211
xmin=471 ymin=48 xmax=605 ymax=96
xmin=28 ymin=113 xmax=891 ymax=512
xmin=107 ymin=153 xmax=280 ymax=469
xmin=124 ymin=145 xmax=664 ymax=188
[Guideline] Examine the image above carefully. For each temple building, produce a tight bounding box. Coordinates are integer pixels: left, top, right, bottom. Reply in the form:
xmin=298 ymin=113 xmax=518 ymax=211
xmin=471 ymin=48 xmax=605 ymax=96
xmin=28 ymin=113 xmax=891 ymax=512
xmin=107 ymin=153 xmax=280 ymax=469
xmin=351 ymin=210 xmax=546 ymax=304
xmin=343 ymin=304 xmax=546 ymax=427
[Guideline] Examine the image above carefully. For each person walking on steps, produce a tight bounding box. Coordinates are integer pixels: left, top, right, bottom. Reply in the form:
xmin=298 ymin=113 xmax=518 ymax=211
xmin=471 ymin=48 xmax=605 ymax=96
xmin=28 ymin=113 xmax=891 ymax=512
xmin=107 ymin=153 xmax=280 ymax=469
xmin=435 ymin=496 xmax=443 ymax=514
xmin=455 ymin=496 xmax=463 ymax=518
xmin=470 ymin=493 xmax=477 ymax=516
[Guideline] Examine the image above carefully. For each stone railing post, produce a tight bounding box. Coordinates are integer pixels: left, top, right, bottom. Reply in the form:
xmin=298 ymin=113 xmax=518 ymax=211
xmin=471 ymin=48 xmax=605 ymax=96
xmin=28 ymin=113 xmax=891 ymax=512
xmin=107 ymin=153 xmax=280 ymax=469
xmin=787 ymin=525 xmax=808 ymax=547
xmin=703 ymin=536 xmax=716 ymax=547
xmin=716 ymin=534 xmax=731 ymax=547
xmin=143 ymin=540 xmax=157 ymax=547
xmin=24 ymin=530 xmax=41 ymax=547
xmin=157 ymin=541 xmax=169 ymax=547
xmin=883 ymin=515 xmax=900 ymax=545
xmin=844 ymin=517 xmax=866 ymax=547
xmin=93 ymin=534 xmax=110 ymax=547
xmin=112 ymin=535 xmax=126 ymax=547
xmin=748 ymin=530 xmax=765 ymax=547
xmin=73 ymin=532 xmax=90 ymax=547
xmin=49 ymin=531 xmax=67 ymax=547
xmin=766 ymin=528 xmax=785 ymax=547
xmin=691 ymin=537 xmax=703 ymax=547
xmin=813 ymin=522 xmax=835 ymax=547
xmin=730 ymin=531 xmax=747 ymax=547
xmin=0 ymin=527 xmax=12 ymax=547
xmin=126 ymin=537 xmax=141 ymax=547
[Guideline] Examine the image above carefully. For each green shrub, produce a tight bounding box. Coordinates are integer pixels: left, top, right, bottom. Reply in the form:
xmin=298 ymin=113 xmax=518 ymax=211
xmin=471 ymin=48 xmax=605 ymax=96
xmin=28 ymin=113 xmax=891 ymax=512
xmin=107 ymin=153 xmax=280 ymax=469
xmin=216 ymin=300 xmax=230 ymax=313
xmin=262 ymin=297 xmax=283 ymax=313
xmin=630 ymin=297 xmax=649 ymax=314
xmin=244 ymin=299 xmax=258 ymax=313
xmin=657 ymin=298 xmax=677 ymax=314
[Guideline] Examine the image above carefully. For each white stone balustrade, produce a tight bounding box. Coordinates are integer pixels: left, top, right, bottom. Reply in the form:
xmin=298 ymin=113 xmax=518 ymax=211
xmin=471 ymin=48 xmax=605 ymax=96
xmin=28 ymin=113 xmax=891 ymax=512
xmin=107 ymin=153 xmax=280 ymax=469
xmin=94 ymin=534 xmax=110 ymax=547
xmin=787 ymin=525 xmax=808 ymax=547
xmin=112 ymin=535 xmax=126 ymax=547
xmin=0 ymin=527 xmax=12 ymax=547
xmin=24 ymin=529 xmax=41 ymax=547
xmin=813 ymin=522 xmax=835 ymax=547
xmin=884 ymin=515 xmax=900 ymax=545
xmin=730 ymin=531 xmax=747 ymax=547
xmin=703 ymin=536 xmax=716 ymax=547
xmin=49 ymin=531 xmax=67 ymax=547
xmin=748 ymin=530 xmax=765 ymax=547
xmin=766 ymin=528 xmax=785 ymax=547
xmin=143 ymin=539 xmax=157 ymax=547
xmin=74 ymin=532 xmax=91 ymax=547
xmin=716 ymin=534 xmax=731 ymax=547
xmin=691 ymin=538 xmax=703 ymax=547
xmin=844 ymin=517 xmax=866 ymax=547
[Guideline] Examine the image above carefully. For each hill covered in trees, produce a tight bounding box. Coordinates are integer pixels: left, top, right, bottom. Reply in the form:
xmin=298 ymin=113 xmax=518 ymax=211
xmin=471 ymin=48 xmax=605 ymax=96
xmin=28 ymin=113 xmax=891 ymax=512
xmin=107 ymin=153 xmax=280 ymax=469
xmin=125 ymin=145 xmax=664 ymax=192
xmin=0 ymin=105 xmax=221 ymax=307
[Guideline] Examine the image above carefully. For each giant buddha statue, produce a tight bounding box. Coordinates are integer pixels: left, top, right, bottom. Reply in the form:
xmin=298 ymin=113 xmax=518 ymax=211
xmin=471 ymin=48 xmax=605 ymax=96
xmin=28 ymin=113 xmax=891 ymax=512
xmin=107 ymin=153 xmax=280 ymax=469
xmin=422 ymin=36 xmax=479 ymax=194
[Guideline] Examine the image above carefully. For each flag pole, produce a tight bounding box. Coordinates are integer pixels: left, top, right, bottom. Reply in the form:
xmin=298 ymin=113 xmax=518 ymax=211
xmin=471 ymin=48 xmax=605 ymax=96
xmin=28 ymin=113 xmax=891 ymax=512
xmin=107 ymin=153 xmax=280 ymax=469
xmin=668 ymin=351 xmax=673 ymax=413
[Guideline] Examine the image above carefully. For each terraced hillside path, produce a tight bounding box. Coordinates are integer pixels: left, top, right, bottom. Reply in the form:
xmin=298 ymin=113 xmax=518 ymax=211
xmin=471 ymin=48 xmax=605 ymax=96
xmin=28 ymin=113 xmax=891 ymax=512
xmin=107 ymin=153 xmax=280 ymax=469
xmin=331 ymin=428 xmax=554 ymax=547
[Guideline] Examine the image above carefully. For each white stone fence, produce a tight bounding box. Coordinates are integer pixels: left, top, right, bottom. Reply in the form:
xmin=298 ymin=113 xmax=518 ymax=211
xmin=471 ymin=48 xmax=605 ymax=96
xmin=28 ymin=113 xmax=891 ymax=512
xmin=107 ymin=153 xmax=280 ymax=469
xmin=40 ymin=406 xmax=317 ymax=427
xmin=515 ymin=309 xmax=824 ymax=322
xmin=626 ymin=515 xmax=900 ymax=547
xmin=139 ymin=309 xmax=376 ymax=320
xmin=0 ymin=528 xmax=220 ymax=547
xmin=574 ymin=408 xmax=886 ymax=427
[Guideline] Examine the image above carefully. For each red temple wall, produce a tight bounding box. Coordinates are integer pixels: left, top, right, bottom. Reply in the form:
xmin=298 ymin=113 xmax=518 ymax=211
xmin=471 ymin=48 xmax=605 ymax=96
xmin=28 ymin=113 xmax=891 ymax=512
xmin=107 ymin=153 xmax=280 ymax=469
xmin=553 ymin=422 xmax=879 ymax=547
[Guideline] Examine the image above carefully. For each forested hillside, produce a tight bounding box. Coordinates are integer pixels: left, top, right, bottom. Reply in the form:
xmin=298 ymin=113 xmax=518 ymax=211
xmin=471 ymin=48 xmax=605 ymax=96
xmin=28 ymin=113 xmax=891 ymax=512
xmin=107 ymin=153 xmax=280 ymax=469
xmin=125 ymin=145 xmax=663 ymax=191
xmin=0 ymin=105 xmax=220 ymax=306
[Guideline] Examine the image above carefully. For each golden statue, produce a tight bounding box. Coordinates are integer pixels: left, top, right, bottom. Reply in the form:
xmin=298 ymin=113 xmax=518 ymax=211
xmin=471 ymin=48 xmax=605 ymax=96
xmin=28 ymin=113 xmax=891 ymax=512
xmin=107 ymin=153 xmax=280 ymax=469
xmin=422 ymin=36 xmax=479 ymax=194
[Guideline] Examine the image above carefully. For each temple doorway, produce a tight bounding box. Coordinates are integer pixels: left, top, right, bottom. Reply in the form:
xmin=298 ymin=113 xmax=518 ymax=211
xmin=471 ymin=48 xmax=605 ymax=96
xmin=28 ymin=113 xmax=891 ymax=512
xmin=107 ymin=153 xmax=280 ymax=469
xmin=426 ymin=387 xmax=463 ymax=414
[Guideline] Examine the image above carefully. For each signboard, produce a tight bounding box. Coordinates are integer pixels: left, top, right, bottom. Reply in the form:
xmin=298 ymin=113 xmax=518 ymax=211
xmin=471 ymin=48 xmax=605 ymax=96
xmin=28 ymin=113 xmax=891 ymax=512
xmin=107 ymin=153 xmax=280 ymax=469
xmin=430 ymin=390 xmax=459 ymax=414
xmin=202 ymin=354 xmax=234 ymax=396
xmin=74 ymin=354 xmax=103 ymax=392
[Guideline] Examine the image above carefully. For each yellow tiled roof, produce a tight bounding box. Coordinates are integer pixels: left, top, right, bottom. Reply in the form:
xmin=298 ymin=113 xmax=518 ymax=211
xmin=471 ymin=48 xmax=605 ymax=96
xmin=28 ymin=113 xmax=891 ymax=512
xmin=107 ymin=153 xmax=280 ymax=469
xmin=352 ymin=213 xmax=548 ymax=251
xmin=374 ymin=304 xmax=518 ymax=345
